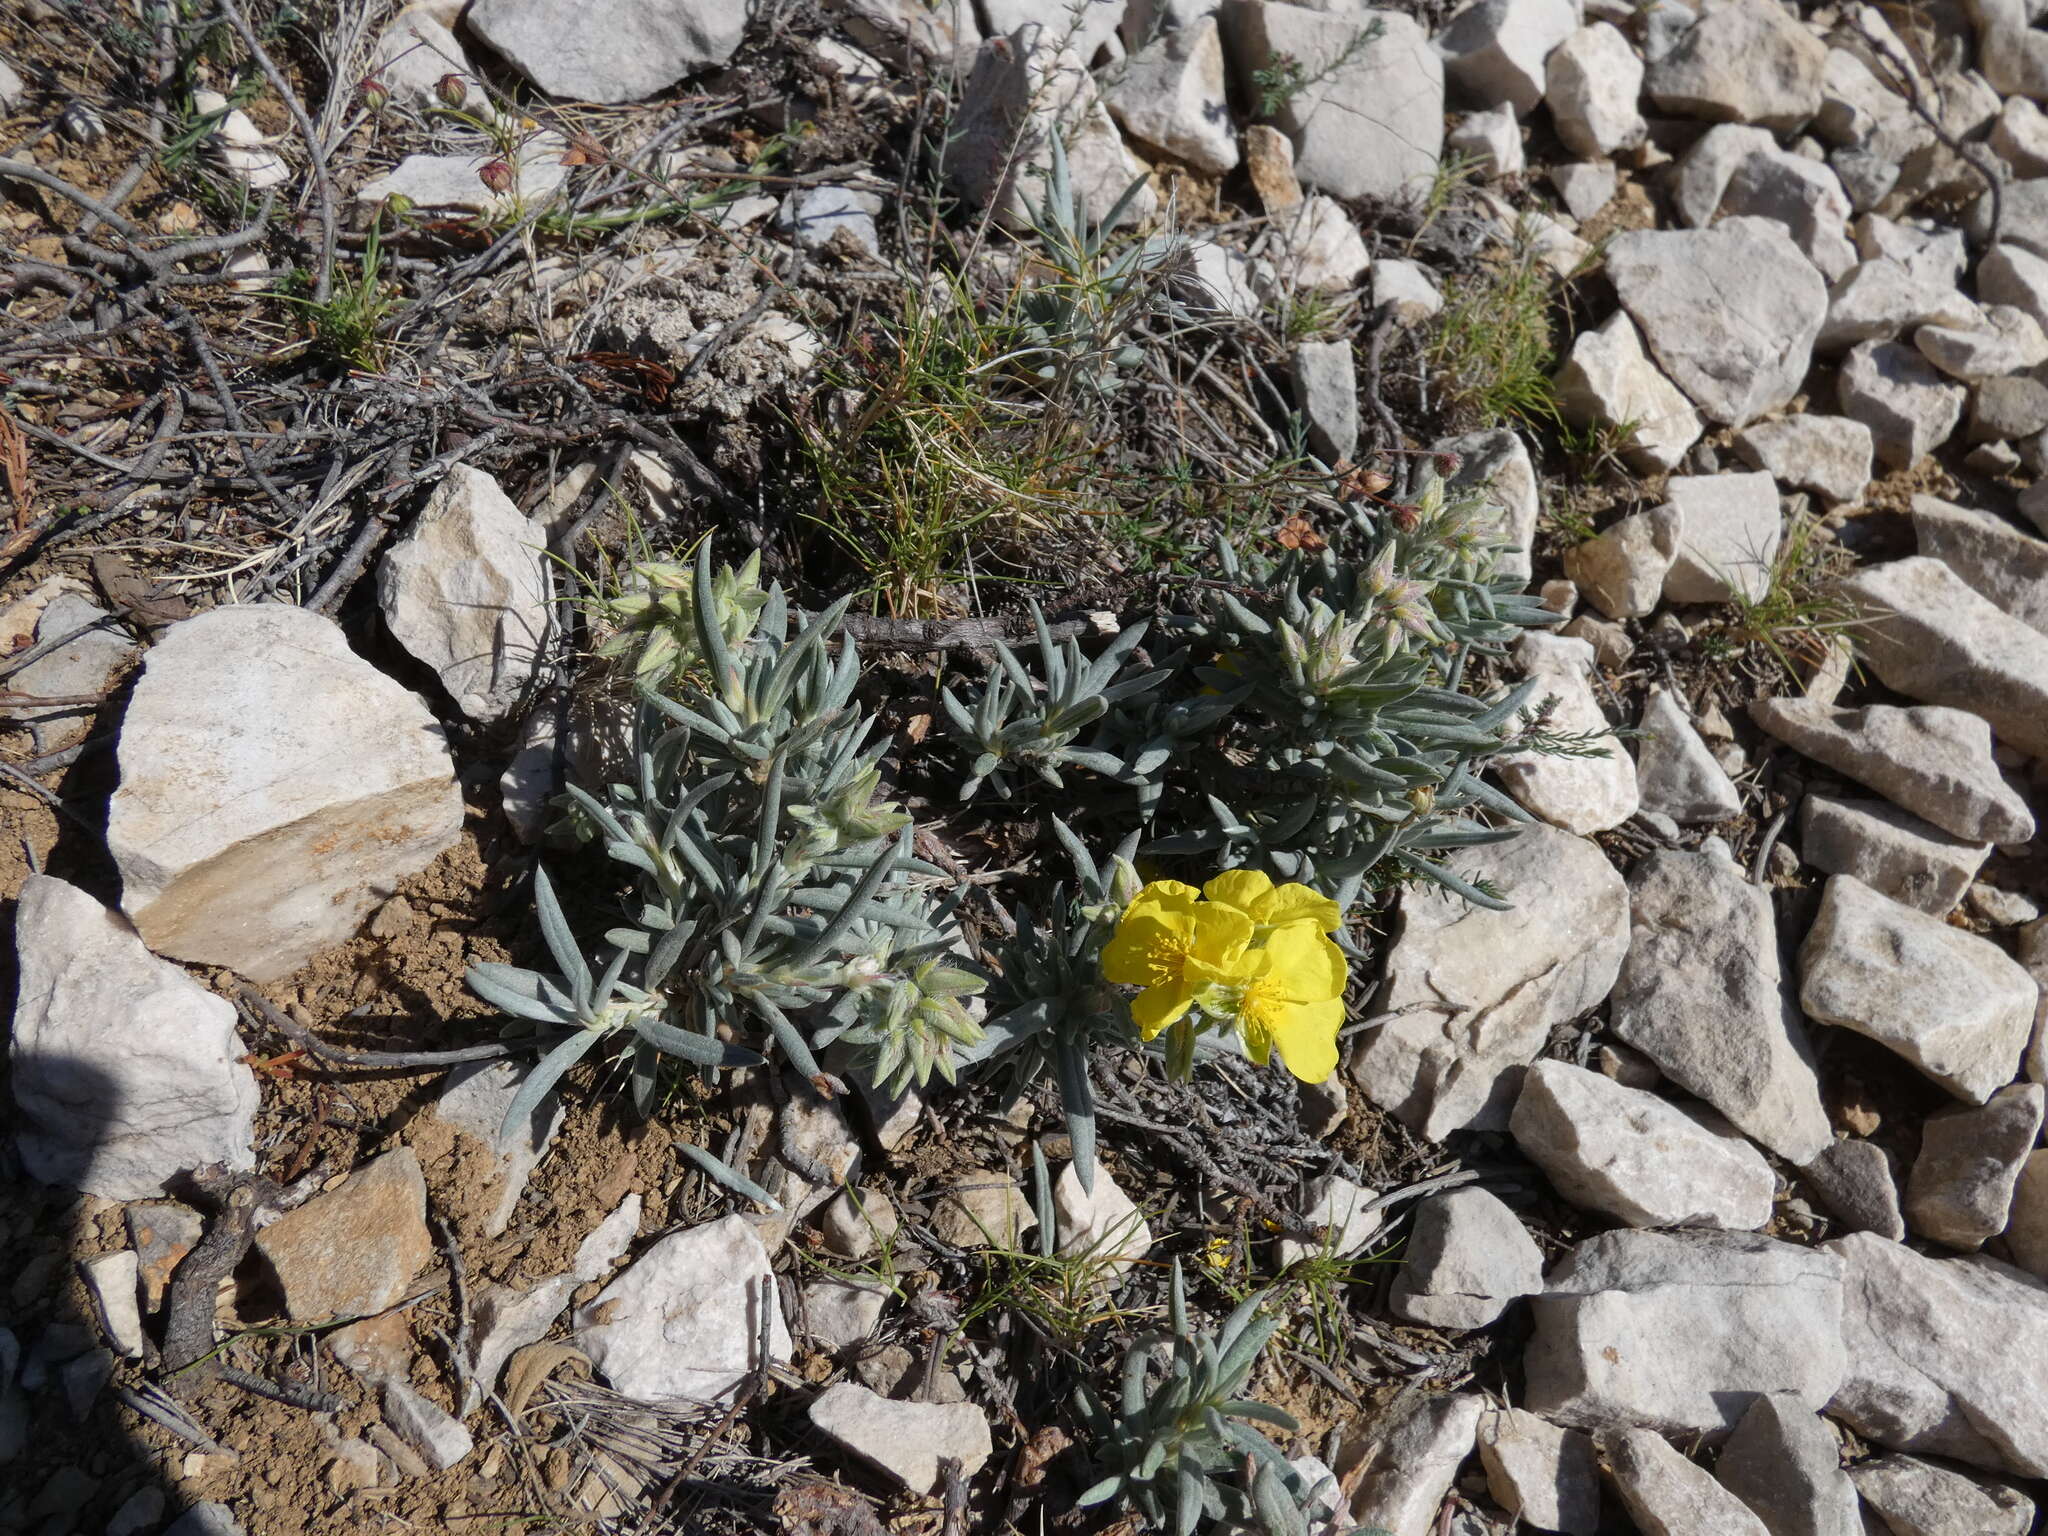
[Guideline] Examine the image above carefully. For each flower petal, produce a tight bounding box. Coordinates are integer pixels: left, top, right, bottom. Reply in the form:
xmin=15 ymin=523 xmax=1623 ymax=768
xmin=1100 ymin=912 xmax=1190 ymax=988
xmin=1188 ymin=904 xmax=1255 ymax=972
xmin=1251 ymin=881 xmax=1343 ymax=935
xmin=1270 ymin=996 xmax=1344 ymax=1083
xmin=1258 ymin=922 xmax=1348 ymax=1002
xmin=1122 ymin=880 xmax=1202 ymax=927
xmin=1203 ymin=869 xmax=1274 ymax=916
xmin=1129 ymin=982 xmax=1193 ymax=1039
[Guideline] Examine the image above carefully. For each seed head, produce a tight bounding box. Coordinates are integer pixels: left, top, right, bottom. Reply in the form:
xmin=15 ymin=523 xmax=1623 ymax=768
xmin=435 ymin=73 xmax=468 ymax=108
xmin=358 ymin=74 xmax=391 ymax=112
xmin=478 ymin=158 xmax=514 ymax=194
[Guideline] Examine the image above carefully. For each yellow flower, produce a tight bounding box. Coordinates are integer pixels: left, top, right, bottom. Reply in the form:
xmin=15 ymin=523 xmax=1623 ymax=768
xmin=1100 ymin=880 xmax=1253 ymax=1038
xmin=1224 ymin=922 xmax=1347 ymax=1083
xmin=1202 ymin=869 xmax=1342 ymax=942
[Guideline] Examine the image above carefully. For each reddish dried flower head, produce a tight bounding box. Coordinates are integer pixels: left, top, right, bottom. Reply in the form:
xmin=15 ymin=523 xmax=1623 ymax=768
xmin=1389 ymin=502 xmax=1421 ymax=531
xmin=1433 ymin=451 xmax=1462 ymax=478
xmin=477 ymin=158 xmax=514 ymax=194
xmin=435 ymin=72 xmax=468 ymax=108
xmin=358 ymin=74 xmax=390 ymax=112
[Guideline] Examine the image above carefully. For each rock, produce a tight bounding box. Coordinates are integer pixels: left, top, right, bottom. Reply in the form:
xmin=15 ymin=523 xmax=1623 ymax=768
xmin=366 ymin=10 xmax=474 ymax=109
xmin=801 ymin=1277 xmax=889 ymax=1351
xmin=755 ymin=1090 xmax=862 ymax=1229
xmin=1607 ymin=221 xmax=1827 ymax=428
xmin=1438 ymin=428 xmax=1538 ymax=584
xmin=432 ymin=1060 xmax=565 ymax=1238
xmin=1544 ymin=23 xmax=1645 ymax=157
xmin=127 ymin=1202 xmax=203 ymax=1312
xmin=1277 ymin=1174 xmax=1382 ymax=1268
xmin=1606 ymin=1429 xmax=1771 ymax=1535
xmin=1800 ymin=875 xmax=2035 ymax=1103
xmin=1434 ymin=0 xmax=1576 ymax=114
xmin=1552 ymin=312 xmax=1703 ymax=474
xmin=819 ymin=1187 xmax=899 ymax=1260
xmin=1477 ymin=1409 xmax=1599 ymax=1535
xmin=1448 ymin=103 xmax=1523 ymax=175
xmin=576 ymin=1214 xmax=789 ymax=1404
xmin=0 ymin=57 xmax=23 ymax=113
xmin=1970 ymin=885 xmax=2040 ymax=927
xmin=1904 ymin=1084 xmax=2044 ymax=1249
xmin=379 ymin=465 xmax=550 ymax=725
xmin=1609 ymin=841 xmax=1832 ymax=1162
xmin=1476 ymin=188 xmax=1589 ymax=278
xmin=0 ymin=592 xmax=134 ymax=753
xmin=1340 ymin=1394 xmax=1485 ymax=1536
xmin=1511 ymin=1060 xmax=1777 ymax=1230
xmin=1731 ymin=415 xmax=1872 ymax=505
xmin=1970 ymin=177 xmax=2048 ymax=261
xmin=1356 ymin=822 xmax=1631 ymax=1138
xmin=950 ymin=30 xmax=1155 ymax=230
xmin=107 ymin=1488 xmax=167 ymax=1536
xmin=1373 ymin=257 xmax=1442 ymax=324
xmin=1671 ymin=123 xmax=1781 ymax=227
xmin=1715 ymin=1393 xmax=1859 ymax=1536
xmin=106 ymin=605 xmax=462 ymax=981
xmin=1909 ymin=496 xmax=2048 ymax=637
xmin=1817 ymin=261 xmax=1980 ymax=354
xmin=1977 ymin=243 xmax=2048 ymax=331
xmin=1550 ymin=160 xmax=1616 ymax=221
xmin=1843 ymin=557 xmax=2048 ymax=757
xmin=355 ymin=135 xmax=570 ymax=214
xmin=1645 ymin=0 xmax=1827 ymax=129
xmin=982 ymin=0 xmax=1125 ymax=62
xmin=1916 ymin=306 xmax=2048 ymax=383
xmin=11 ymin=877 xmax=258 ymax=1200
xmin=1717 ymin=147 xmax=1856 ymax=280
xmin=930 ymin=1171 xmax=1036 ymax=1248
xmin=1635 ymin=688 xmax=1742 ymax=822
xmin=1243 ymin=122 xmax=1301 ymax=211
xmin=1387 ymin=1187 xmax=1543 ymax=1328
xmin=1749 ymin=696 xmax=2034 ymax=844
xmin=1836 ymin=341 xmax=1968 ymax=468
xmin=381 ymin=1379 xmax=471 ymax=1471
xmin=1270 ymin=195 xmax=1370 ymax=292
xmin=1830 ymin=145 xmax=1899 ymax=212
xmin=1799 ymin=795 xmax=1988 ymax=915
xmin=467 ymin=1195 xmax=638 ymax=1410
xmin=1291 ymin=339 xmax=1358 ymax=465
xmin=1494 ymin=633 xmax=1638 ymax=833
xmin=808 ymin=1383 xmax=991 ymax=1492
xmin=1223 ymin=3 xmax=1443 ymax=202
xmin=1969 ymin=376 xmax=2048 ymax=443
xmin=165 ymin=1506 xmax=243 ymax=1536
xmin=1564 ymin=503 xmax=1681 ymax=619
xmin=1562 ymin=613 xmax=1633 ymax=668
xmin=1802 ymin=1137 xmax=1904 ymax=1240
xmin=1107 ymin=14 xmax=1233 ymax=172
xmin=255 ymin=1149 xmax=432 ymax=1321
xmin=2010 ymin=1150 xmax=2048 ymax=1280
xmin=1965 ymin=440 xmax=2023 ymax=474
xmin=1525 ymin=1229 xmax=1846 ymax=1436
xmin=466 ymin=0 xmax=744 ymax=101
xmin=775 ymin=186 xmax=881 ymax=255
xmin=1662 ymin=469 xmax=1781 ymax=604
xmin=1053 ymin=1160 xmax=1152 ymax=1278
xmin=1185 ymin=239 xmax=1265 ymax=319
xmin=1850 ymin=1455 xmax=2034 ymax=1536
xmin=1826 ymin=1229 xmax=2048 ymax=1476
xmin=79 ymin=1252 xmax=144 ymax=1359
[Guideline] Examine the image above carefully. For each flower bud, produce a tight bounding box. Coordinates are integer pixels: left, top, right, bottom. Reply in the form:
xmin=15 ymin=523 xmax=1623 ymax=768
xmin=1433 ymin=450 xmax=1462 ymax=478
xmin=358 ymin=74 xmax=390 ymax=112
xmin=435 ymin=72 xmax=468 ymax=108
xmin=381 ymin=193 xmax=413 ymax=219
xmin=477 ymin=158 xmax=514 ymax=194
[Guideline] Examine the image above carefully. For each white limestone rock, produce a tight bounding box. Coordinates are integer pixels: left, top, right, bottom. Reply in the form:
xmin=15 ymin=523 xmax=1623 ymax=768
xmin=1291 ymin=339 xmax=1358 ymax=466
xmin=11 ymin=876 xmax=259 ymax=1200
xmin=0 ymin=592 xmax=136 ymax=754
xmin=466 ymin=1194 xmax=638 ymax=1412
xmin=1715 ymin=145 xmax=1857 ymax=281
xmin=379 ymin=465 xmax=550 ymax=723
xmin=1438 ymin=428 xmax=1538 ymax=585
xmin=1606 ymin=220 xmax=1827 ymax=428
xmin=1714 ymin=1393 xmax=1859 ymax=1536
xmin=981 ymin=0 xmax=1125 ymax=62
xmin=1825 ymin=1230 xmax=2048 ymax=1476
xmin=1269 ymin=195 xmax=1371 ymax=292
xmin=776 ymin=186 xmax=882 ymax=255
xmin=1549 ymin=160 xmax=1616 ymax=221
xmin=1748 ymin=696 xmax=2034 ymax=844
xmin=1660 ymin=469 xmax=1781 ymax=605
xmin=1495 ymin=633 xmax=1638 ymax=832
xmin=1609 ymin=841 xmax=1832 ymax=1162
xmin=1106 ymin=14 xmax=1235 ymax=174
xmin=1843 ymin=556 xmax=2048 ymax=757
xmin=1850 ymin=1455 xmax=2035 ymax=1536
xmin=1909 ymin=495 xmax=2048 ymax=638
xmin=381 ymin=1379 xmax=471 ymax=1471
xmin=1477 ymin=1409 xmax=1599 ymax=1535
xmin=801 ymin=1277 xmax=889 ymax=1352
xmin=355 ymin=133 xmax=569 ymax=214
xmin=1435 ymin=0 xmax=1577 ymax=114
xmin=1977 ymin=243 xmax=2048 ymax=331
xmin=1223 ymin=4 xmax=1443 ymax=202
xmin=1730 ymin=415 xmax=1873 ymax=504
xmin=1277 ymin=1175 xmax=1382 ymax=1269
xmin=1355 ymin=822 xmax=1630 ymax=1139
xmin=1903 ymin=1083 xmax=2044 ymax=1250
xmin=79 ymin=1252 xmax=144 ymax=1359
xmin=1817 ymin=260 xmax=1980 ymax=355
xmin=1837 ymin=342 xmax=1968 ymax=468
xmin=1670 ymin=122 xmax=1780 ymax=227
xmin=107 ymin=604 xmax=462 ymax=981
xmin=1799 ymin=875 xmax=2036 ymax=1104
xmin=1387 ymin=1187 xmax=1543 ymax=1329
xmin=1551 ymin=311 xmax=1703 ymax=474
xmin=1511 ymin=1060 xmax=1777 ymax=1230
xmin=1607 ymin=1429 xmax=1771 ymax=1536
xmin=1915 ymin=305 xmax=2048 ymax=383
xmin=1053 ymin=1160 xmax=1152 ymax=1279
xmin=1341 ymin=1394 xmax=1485 ymax=1536
xmin=366 ymin=10 xmax=476 ymax=110
xmin=467 ymin=0 xmax=747 ymax=102
xmin=1563 ymin=503 xmax=1680 ymax=620
xmin=1526 ymin=1228 xmax=1846 ymax=1437
xmin=808 ymin=1384 xmax=991 ymax=1492
xmin=1373 ymin=257 xmax=1442 ymax=324
xmin=1545 ymin=23 xmax=1646 ymax=157
xmin=1798 ymin=794 xmax=1989 ymax=916
xmin=1448 ymin=102 xmax=1524 ymax=176
xmin=574 ymin=1215 xmax=790 ymax=1404
xmin=1635 ymin=688 xmax=1741 ymax=823
xmin=1644 ymin=0 xmax=1827 ymax=130
xmin=2009 ymin=1149 xmax=2048 ymax=1281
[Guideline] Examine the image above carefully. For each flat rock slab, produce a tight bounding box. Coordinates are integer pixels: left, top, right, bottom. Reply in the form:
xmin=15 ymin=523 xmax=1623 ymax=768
xmin=11 ymin=875 xmax=258 ymax=1200
xmin=467 ymin=0 xmax=747 ymax=102
xmin=1826 ymin=1230 xmax=2048 ymax=1477
xmin=1733 ymin=414 xmax=1873 ymax=504
xmin=1800 ymin=875 xmax=2035 ymax=1103
xmin=1661 ymin=469 xmax=1782 ymax=604
xmin=1340 ymin=1393 xmax=1484 ymax=1536
xmin=254 ymin=1148 xmax=432 ymax=1321
xmin=1850 ymin=1455 xmax=2035 ymax=1536
xmin=1750 ymin=696 xmax=2033 ymax=844
xmin=1798 ymin=794 xmax=1989 ymax=915
xmin=106 ymin=604 xmax=463 ymax=982
xmin=1477 ymin=1408 xmax=1599 ymax=1535
xmin=808 ymin=1383 xmax=991 ymax=1493
xmin=1496 ymin=632 xmax=1639 ymax=832
xmin=1909 ymin=495 xmax=2048 ymax=637
xmin=1644 ymin=0 xmax=1826 ymax=130
xmin=1609 ymin=842 xmax=1832 ymax=1162
xmin=575 ymin=1214 xmax=789 ymax=1404
xmin=1843 ymin=556 xmax=2048 ymax=758
xmin=1525 ymin=1229 xmax=1846 ymax=1437
xmin=1635 ymin=687 xmax=1742 ymax=823
xmin=1356 ymin=822 xmax=1630 ymax=1138
xmin=1387 ymin=1186 xmax=1543 ymax=1329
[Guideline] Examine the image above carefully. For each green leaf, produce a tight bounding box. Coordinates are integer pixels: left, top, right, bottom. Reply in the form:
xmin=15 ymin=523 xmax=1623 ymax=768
xmin=497 ymin=1028 xmax=602 ymax=1147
